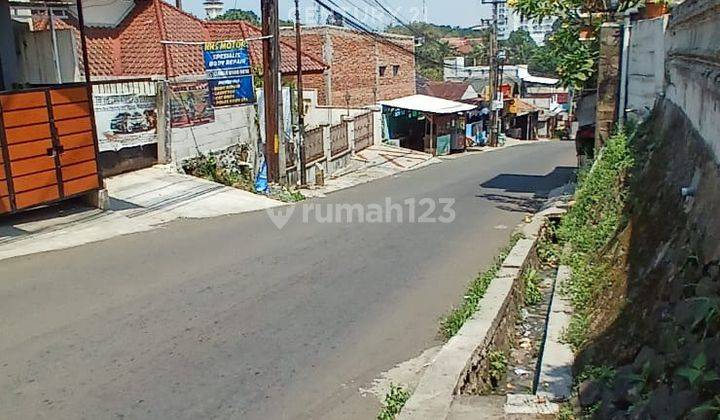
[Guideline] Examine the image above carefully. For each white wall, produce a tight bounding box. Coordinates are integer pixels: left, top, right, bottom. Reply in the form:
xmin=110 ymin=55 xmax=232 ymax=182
xmin=171 ymin=104 xmax=260 ymax=164
xmin=16 ymin=28 xmax=79 ymax=84
xmin=664 ymin=0 xmax=720 ymax=162
xmin=626 ymin=15 xmax=668 ymax=122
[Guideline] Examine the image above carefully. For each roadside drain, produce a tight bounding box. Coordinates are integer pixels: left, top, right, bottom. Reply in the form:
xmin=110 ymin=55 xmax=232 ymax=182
xmin=498 ymin=266 xmax=557 ymax=395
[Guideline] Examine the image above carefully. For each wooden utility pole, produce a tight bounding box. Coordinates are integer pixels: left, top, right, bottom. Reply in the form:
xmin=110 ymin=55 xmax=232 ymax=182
xmin=294 ymin=0 xmax=307 ymax=186
xmin=262 ymin=0 xmax=280 ymax=182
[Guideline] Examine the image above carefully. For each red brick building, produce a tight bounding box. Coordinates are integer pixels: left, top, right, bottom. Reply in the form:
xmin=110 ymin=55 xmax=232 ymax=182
xmin=280 ymin=25 xmax=417 ymax=107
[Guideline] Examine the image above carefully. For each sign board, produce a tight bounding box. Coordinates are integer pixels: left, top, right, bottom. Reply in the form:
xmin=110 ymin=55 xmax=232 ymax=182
xmin=170 ymin=81 xmax=215 ymax=128
xmin=203 ymin=40 xmax=255 ymax=107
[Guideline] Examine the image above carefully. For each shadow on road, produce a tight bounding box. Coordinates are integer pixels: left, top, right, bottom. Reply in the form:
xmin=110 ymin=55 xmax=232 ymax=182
xmin=478 ymin=166 xmax=576 ymax=213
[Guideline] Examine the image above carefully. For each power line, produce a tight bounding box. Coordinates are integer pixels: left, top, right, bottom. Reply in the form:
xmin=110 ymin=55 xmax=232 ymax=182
xmin=312 ymin=0 xmax=462 ymax=71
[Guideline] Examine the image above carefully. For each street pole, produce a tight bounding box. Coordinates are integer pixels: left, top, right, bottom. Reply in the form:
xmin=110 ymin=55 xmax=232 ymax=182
xmin=295 ymin=0 xmax=307 ymax=186
xmin=261 ymin=0 xmax=280 ymax=183
xmin=488 ymin=2 xmax=498 ymax=147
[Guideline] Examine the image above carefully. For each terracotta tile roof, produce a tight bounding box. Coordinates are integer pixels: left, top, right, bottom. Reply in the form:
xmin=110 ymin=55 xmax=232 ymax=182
xmin=417 ymin=79 xmax=474 ymax=101
xmin=442 ymin=37 xmax=483 ymax=55
xmin=31 ymin=0 xmax=326 ymax=78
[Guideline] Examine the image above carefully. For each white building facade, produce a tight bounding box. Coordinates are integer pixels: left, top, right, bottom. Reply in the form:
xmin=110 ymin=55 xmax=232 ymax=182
xmin=497 ymin=4 xmax=555 ymax=45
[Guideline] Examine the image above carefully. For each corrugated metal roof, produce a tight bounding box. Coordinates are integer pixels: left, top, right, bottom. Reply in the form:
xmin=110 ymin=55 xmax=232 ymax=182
xmin=380 ymin=94 xmax=477 ymax=114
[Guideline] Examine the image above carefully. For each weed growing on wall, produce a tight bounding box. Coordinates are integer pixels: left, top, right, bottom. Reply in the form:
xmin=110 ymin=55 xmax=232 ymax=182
xmin=487 ymin=350 xmax=508 ymax=389
xmin=522 ymin=268 xmax=543 ymax=306
xmin=556 ymin=130 xmax=635 ymax=350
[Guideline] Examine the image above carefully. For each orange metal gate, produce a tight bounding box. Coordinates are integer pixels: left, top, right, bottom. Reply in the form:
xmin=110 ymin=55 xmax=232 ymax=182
xmin=0 ymin=85 xmax=102 ymax=215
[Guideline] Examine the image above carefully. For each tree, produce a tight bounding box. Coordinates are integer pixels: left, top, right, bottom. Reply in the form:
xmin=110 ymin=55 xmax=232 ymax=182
xmin=213 ymin=8 xmax=293 ymax=26
xmin=507 ymin=0 xmax=639 ymax=90
xmin=386 ymin=22 xmax=454 ymax=81
xmin=500 ymin=30 xmax=538 ymax=65
xmin=213 ymin=9 xmax=260 ymax=24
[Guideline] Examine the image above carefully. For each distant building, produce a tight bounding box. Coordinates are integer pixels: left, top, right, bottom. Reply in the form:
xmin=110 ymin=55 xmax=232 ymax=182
xmin=203 ymin=0 xmax=223 ymax=20
xmin=441 ymin=37 xmax=484 ymax=56
xmin=280 ymin=25 xmax=416 ymax=107
xmin=496 ymin=4 xmax=555 ymax=45
xmin=417 ymin=78 xmax=479 ymax=102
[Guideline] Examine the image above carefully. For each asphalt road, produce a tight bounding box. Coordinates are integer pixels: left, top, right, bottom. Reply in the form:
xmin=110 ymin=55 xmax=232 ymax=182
xmin=0 ymin=141 xmax=575 ymax=420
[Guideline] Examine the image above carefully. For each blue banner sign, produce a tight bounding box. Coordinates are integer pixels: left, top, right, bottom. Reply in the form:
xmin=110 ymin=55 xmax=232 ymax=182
xmin=203 ymin=40 xmax=255 ymax=107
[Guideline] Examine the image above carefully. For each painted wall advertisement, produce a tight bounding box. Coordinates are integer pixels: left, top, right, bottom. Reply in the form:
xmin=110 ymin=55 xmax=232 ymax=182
xmin=93 ymin=85 xmax=157 ymax=152
xmin=170 ymin=81 xmax=216 ymax=128
xmin=203 ymin=40 xmax=255 ymax=107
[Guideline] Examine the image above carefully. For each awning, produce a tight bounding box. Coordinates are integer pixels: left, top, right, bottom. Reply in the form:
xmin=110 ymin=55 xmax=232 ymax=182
xmin=380 ymin=94 xmax=477 ymax=115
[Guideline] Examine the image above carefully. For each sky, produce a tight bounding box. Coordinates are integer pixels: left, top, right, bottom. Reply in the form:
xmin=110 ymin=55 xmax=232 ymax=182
xmin=183 ymin=0 xmax=493 ymax=29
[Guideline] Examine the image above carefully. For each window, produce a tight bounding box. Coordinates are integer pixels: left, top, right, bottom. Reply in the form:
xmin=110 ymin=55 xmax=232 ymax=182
xmin=379 ymin=66 xmax=387 ymax=77
xmin=393 ymin=65 xmax=400 ymax=76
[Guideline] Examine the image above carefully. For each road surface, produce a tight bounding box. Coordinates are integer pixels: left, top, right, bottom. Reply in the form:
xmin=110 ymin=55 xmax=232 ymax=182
xmin=0 ymin=141 xmax=575 ymax=420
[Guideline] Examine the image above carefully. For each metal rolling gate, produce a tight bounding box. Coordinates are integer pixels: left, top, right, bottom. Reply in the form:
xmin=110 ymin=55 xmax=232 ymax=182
xmin=353 ymin=112 xmax=374 ymax=152
xmin=0 ymin=85 xmax=102 ymax=215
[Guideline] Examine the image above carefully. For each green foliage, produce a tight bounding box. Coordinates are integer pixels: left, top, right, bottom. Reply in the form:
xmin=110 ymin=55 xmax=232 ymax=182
xmin=557 ymin=130 xmax=635 ymax=351
xmin=501 ymin=30 xmax=538 ymax=65
xmin=386 ymin=23 xmax=455 ymax=81
xmin=676 ymin=353 xmax=720 ymax=389
xmin=577 ymin=365 xmax=616 ymax=386
xmin=508 ymin=0 xmax=644 ymax=89
xmin=440 ymin=234 xmax=522 ymax=339
xmin=377 ymin=384 xmax=410 ymax=420
xmin=488 ymin=350 xmax=508 ymax=387
xmin=557 ymin=402 xmax=575 ymax=420
xmin=213 ymin=8 xmax=260 ymax=23
xmin=563 ymin=313 xmax=590 ymax=351
xmin=523 ymin=268 xmax=543 ymax=306
xmin=183 ymin=153 xmax=250 ymax=189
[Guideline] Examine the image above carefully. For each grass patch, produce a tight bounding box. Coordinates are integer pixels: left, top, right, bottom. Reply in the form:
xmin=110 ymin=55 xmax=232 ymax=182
xmin=556 ymin=130 xmax=635 ymax=349
xmin=377 ymin=384 xmax=410 ymax=420
xmin=439 ymin=234 xmax=522 ymax=340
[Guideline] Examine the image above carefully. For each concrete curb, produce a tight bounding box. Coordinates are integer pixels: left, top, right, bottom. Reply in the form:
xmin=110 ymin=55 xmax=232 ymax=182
xmin=398 ymin=219 xmax=544 ymax=420
xmin=536 ymin=265 xmax=574 ymax=402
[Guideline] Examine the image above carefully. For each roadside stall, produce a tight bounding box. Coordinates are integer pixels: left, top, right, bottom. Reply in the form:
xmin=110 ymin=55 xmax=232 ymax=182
xmin=380 ymin=94 xmax=477 ymax=156
xmin=505 ymin=98 xmax=540 ymax=140
xmin=0 ymin=0 xmax=103 ymax=215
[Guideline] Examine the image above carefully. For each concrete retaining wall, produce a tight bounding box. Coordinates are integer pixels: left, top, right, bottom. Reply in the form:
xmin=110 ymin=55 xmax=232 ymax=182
xmin=664 ymin=0 xmax=720 ymax=162
xmin=171 ymin=104 xmax=260 ymax=165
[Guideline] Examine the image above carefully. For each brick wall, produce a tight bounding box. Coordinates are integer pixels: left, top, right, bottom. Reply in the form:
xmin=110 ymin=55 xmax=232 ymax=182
xmin=376 ymin=37 xmax=416 ymax=102
xmin=281 ymin=71 xmax=327 ymax=105
xmin=281 ymin=26 xmax=416 ymax=107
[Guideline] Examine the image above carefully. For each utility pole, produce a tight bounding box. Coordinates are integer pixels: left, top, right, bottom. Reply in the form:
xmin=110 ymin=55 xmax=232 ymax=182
xmin=295 ymin=0 xmax=307 ymax=186
xmin=482 ymin=0 xmax=505 ymax=147
xmin=488 ymin=2 xmax=498 ymax=147
xmin=261 ymin=0 xmax=280 ymax=182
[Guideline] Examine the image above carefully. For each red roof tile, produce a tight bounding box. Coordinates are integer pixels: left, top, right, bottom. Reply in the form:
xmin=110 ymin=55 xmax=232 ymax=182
xmin=31 ymin=0 xmax=326 ymax=78
xmin=417 ymin=80 xmax=475 ymax=101
xmin=442 ymin=37 xmax=483 ymax=55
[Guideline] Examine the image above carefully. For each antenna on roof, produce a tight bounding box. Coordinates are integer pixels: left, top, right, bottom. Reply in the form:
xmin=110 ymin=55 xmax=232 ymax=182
xmin=315 ymin=3 xmax=321 ymax=25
